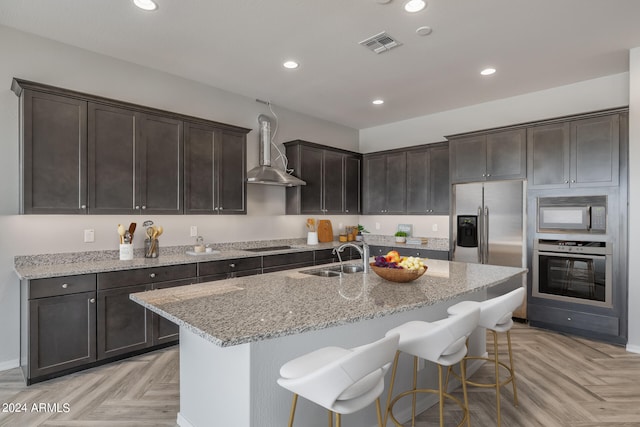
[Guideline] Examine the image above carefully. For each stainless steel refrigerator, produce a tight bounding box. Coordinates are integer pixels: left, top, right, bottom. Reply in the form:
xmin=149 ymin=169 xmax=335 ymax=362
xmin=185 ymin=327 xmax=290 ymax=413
xmin=451 ymin=180 xmax=527 ymax=316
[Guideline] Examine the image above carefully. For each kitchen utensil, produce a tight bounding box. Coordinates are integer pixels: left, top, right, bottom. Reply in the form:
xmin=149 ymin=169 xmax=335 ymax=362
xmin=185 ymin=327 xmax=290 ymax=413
xmin=128 ymin=222 xmax=137 ymax=240
xmin=117 ymin=224 xmax=126 ymax=244
xmin=317 ymin=220 xmax=333 ymax=242
xmin=147 ymin=225 xmax=163 ymax=257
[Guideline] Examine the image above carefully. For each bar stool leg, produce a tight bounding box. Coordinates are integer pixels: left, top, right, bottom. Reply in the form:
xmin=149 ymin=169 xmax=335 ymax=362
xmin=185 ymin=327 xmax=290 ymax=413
xmin=438 ymin=364 xmax=445 ymax=427
xmin=491 ymin=330 xmax=502 ymax=427
xmin=383 ymin=351 xmax=401 ymax=427
xmin=287 ymin=394 xmax=298 ymax=427
xmin=412 ymin=356 xmax=419 ymax=426
xmin=335 ymin=413 xmax=341 ymax=427
xmin=507 ymin=330 xmax=519 ymax=406
xmin=460 ymin=358 xmax=471 ymax=427
xmin=328 ymin=410 xmax=333 ymax=427
xmin=375 ymin=398 xmax=383 ymax=427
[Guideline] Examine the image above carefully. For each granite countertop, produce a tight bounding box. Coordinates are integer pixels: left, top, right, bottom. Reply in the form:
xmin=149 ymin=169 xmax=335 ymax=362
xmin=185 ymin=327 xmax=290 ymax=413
xmin=130 ymin=260 xmax=526 ymax=347
xmin=14 ymin=237 xmax=450 ymax=280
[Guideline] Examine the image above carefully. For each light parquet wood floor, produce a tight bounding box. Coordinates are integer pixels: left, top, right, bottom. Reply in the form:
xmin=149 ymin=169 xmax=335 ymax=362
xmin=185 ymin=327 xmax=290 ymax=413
xmin=1 ymin=324 xmax=639 ymax=426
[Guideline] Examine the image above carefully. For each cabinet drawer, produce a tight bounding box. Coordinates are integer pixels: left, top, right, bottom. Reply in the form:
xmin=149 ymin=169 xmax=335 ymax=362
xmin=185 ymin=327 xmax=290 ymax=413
xmin=314 ymin=249 xmax=337 ymax=265
xmin=263 ymin=252 xmax=314 ymax=268
xmin=198 ymin=257 xmax=262 ymax=276
xmin=395 ymin=248 xmax=449 ymax=260
xmin=528 ymin=304 xmax=619 ymax=336
xmin=98 ymin=264 xmax=197 ymax=290
xmin=29 ymin=274 xmax=96 ymax=299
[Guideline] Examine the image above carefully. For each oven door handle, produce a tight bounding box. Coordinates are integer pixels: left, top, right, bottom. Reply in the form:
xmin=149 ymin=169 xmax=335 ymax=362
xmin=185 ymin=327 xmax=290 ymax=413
xmin=536 ymin=251 xmax=607 ymax=260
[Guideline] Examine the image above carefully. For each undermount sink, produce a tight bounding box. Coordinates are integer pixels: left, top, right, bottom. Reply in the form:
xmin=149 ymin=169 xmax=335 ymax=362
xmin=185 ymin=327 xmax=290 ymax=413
xmin=300 ymin=264 xmax=364 ymax=277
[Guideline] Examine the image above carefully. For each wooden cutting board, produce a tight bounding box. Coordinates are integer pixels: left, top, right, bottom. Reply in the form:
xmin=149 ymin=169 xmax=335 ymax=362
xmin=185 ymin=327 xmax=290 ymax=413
xmin=317 ymin=220 xmax=333 ymax=242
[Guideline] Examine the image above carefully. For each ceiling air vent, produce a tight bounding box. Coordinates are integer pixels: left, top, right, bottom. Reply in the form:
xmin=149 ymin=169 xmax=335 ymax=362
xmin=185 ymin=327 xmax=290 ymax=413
xmin=359 ymin=31 xmax=402 ymax=54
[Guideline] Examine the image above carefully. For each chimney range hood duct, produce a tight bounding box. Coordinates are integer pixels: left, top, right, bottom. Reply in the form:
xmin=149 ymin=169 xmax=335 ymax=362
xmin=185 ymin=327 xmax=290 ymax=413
xmin=247 ymin=114 xmax=306 ymax=187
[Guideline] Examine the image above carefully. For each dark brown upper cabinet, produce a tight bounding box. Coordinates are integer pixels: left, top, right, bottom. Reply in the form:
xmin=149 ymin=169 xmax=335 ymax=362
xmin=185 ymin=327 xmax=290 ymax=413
xmin=284 ymin=140 xmax=361 ymax=215
xmin=184 ymin=121 xmax=247 ymax=214
xmin=449 ymin=128 xmax=526 ymax=183
xmin=406 ymin=143 xmax=450 ymax=215
xmin=17 ymin=89 xmax=88 ymax=214
xmin=88 ymin=103 xmax=183 ymax=215
xmin=527 ymin=113 xmax=620 ymax=189
xmin=362 ymin=151 xmax=406 ymax=215
xmin=12 ymin=78 xmax=249 ymax=215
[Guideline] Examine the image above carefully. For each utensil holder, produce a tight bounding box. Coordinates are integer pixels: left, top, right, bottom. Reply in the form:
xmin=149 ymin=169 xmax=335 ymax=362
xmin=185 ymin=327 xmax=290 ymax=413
xmin=119 ymin=243 xmax=134 ymax=261
xmin=145 ymin=238 xmax=159 ymax=258
xmin=307 ymin=231 xmax=318 ymax=245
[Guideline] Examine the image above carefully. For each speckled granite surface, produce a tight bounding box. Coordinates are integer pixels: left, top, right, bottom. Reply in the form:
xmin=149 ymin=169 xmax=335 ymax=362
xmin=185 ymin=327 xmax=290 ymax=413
xmin=14 ymin=237 xmax=449 ymax=280
xmin=130 ymin=260 xmax=526 ymax=348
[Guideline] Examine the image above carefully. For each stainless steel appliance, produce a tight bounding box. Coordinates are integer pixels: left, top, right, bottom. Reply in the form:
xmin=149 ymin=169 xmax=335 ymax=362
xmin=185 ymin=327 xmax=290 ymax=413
xmin=533 ymin=239 xmax=612 ymax=308
xmin=452 ymin=180 xmax=527 ymax=316
xmin=453 ymin=180 xmax=525 ymax=266
xmin=537 ymin=195 xmax=607 ymax=233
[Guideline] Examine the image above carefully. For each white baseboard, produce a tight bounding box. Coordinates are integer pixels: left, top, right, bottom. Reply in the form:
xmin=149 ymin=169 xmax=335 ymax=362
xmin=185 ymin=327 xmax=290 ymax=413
xmin=0 ymin=358 xmax=19 ymax=372
xmin=626 ymin=343 xmax=640 ymax=354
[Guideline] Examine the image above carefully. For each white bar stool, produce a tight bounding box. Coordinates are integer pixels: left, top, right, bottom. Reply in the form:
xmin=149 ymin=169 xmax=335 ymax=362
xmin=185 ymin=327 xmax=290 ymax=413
xmin=446 ymin=287 xmax=525 ymax=427
xmin=384 ymin=305 xmax=481 ymax=427
xmin=277 ymin=333 xmax=400 ymax=427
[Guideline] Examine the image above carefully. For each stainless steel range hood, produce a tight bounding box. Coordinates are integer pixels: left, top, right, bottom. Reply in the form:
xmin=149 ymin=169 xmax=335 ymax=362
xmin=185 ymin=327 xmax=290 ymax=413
xmin=247 ymin=114 xmax=306 ymax=187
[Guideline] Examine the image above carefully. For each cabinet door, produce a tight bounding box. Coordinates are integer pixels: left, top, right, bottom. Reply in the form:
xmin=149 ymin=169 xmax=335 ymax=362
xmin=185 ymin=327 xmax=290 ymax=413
xmin=363 ymin=155 xmax=387 ymax=214
xmin=344 ymin=155 xmax=361 ymax=214
xmin=450 ymin=135 xmax=486 ymax=183
xmin=385 ymin=152 xmax=406 ymax=214
xmin=88 ymin=103 xmax=138 ymax=214
xmin=138 ymin=114 xmax=183 ymax=214
xmin=22 ymin=90 xmax=87 ymax=214
xmin=486 ymin=129 xmax=526 ymax=180
xmin=216 ymin=130 xmax=246 ymax=213
xmin=97 ymin=284 xmax=152 ymax=360
xmin=152 ymin=278 xmax=195 ymax=345
xmin=184 ymin=122 xmax=215 ymax=213
xmin=429 ymin=145 xmax=450 ymax=214
xmin=571 ymin=114 xmax=619 ymax=187
xmin=29 ymin=291 xmax=96 ymax=378
xmin=527 ymin=122 xmax=571 ymax=189
xmin=322 ymin=150 xmax=344 ymax=214
xmin=299 ymin=145 xmax=324 ymax=213
xmin=406 ymin=149 xmax=430 ymax=214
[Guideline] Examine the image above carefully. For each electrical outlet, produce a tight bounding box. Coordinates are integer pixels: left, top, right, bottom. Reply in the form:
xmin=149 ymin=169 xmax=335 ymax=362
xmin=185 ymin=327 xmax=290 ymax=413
xmin=338 ymin=223 xmax=343 ymax=231
xmin=84 ymin=229 xmax=95 ymax=243
xmin=432 ymin=223 xmax=438 ymax=232
xmin=190 ymin=226 xmax=198 ymax=237
xmin=375 ymin=222 xmax=381 ymax=230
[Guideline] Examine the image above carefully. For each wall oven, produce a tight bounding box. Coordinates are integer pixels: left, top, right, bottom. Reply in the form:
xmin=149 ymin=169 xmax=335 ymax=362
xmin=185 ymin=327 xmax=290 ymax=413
xmin=533 ymin=239 xmax=612 ymax=308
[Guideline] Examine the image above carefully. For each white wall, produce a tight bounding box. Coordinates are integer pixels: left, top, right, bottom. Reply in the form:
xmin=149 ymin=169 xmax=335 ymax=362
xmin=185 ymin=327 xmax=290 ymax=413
xmin=360 ymin=73 xmax=629 ymax=152
xmin=627 ymin=48 xmax=640 ymax=353
xmin=0 ymin=25 xmax=359 ymax=369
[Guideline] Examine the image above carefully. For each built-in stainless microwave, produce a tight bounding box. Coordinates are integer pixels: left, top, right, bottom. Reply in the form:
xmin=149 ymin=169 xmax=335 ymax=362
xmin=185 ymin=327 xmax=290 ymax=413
xmin=537 ymin=196 xmax=607 ymax=233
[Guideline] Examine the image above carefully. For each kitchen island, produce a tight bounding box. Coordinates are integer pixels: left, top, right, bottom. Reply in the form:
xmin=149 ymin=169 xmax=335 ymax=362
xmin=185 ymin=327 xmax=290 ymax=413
xmin=131 ymin=259 xmax=526 ymax=427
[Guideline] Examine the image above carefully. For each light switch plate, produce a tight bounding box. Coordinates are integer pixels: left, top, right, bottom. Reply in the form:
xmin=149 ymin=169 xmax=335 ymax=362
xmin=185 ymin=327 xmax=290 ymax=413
xmin=432 ymin=223 xmax=438 ymax=232
xmin=84 ymin=229 xmax=95 ymax=243
xmin=190 ymin=226 xmax=198 ymax=237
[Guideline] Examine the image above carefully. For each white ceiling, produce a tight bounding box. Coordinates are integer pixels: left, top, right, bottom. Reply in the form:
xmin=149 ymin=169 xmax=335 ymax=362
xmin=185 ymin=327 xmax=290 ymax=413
xmin=2 ymin=0 xmax=640 ymax=129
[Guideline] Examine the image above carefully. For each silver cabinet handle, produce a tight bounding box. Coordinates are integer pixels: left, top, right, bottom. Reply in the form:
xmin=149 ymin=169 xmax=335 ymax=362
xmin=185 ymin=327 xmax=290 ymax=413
xmin=135 ymin=205 xmax=140 ymax=209
xmin=81 ymin=205 xmax=87 ymax=209
xmin=89 ymin=298 xmax=96 ymax=304
xmin=142 ymin=205 xmax=146 ymax=210
xmin=229 ymin=263 xmax=236 ymax=268
xmin=62 ymin=283 xmax=68 ymax=289
xmin=149 ymin=273 xmax=156 ymax=278
xmin=219 ymin=207 xmax=223 ymax=211
xmin=571 ymin=180 xmax=576 ymax=183
xmin=564 ymin=180 xmax=569 ymax=184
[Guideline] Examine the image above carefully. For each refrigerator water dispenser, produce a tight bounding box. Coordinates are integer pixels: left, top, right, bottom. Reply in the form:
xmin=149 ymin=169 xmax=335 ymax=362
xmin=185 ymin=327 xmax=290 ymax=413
xmin=457 ymin=215 xmax=478 ymax=247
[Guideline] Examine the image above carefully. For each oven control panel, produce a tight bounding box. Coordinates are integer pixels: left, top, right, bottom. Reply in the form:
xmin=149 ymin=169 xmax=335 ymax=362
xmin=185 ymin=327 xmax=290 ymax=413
xmin=535 ymin=240 xmax=611 ymax=255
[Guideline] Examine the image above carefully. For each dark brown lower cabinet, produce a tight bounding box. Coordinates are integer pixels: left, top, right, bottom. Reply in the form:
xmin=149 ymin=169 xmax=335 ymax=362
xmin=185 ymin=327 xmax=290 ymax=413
xmin=27 ymin=291 xmax=97 ymax=379
xmin=152 ymin=279 xmax=198 ymax=344
xmin=97 ymin=283 xmax=152 ymax=360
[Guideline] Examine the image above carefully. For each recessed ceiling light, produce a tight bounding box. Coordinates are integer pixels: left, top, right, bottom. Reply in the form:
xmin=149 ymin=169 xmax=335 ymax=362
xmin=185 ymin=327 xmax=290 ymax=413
xmin=283 ymin=60 xmax=299 ymax=69
xmin=404 ymin=0 xmax=427 ymax=13
xmin=133 ymin=0 xmax=157 ymax=11
xmin=372 ymin=99 xmax=384 ymax=105
xmin=480 ymin=67 xmax=497 ymax=76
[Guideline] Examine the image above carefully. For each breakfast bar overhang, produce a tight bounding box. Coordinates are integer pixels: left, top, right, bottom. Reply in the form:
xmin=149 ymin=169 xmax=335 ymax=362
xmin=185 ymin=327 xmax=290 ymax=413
xmin=131 ymin=259 xmax=527 ymax=427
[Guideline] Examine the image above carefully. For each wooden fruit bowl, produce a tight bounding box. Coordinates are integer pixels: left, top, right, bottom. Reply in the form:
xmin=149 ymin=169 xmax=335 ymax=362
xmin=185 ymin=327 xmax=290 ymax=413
xmin=369 ymin=263 xmax=427 ymax=283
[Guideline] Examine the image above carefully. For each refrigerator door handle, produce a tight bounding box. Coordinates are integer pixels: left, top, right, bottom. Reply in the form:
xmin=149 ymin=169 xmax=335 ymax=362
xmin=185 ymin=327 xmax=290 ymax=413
xmin=484 ymin=206 xmax=490 ymax=264
xmin=477 ymin=206 xmax=483 ymax=263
